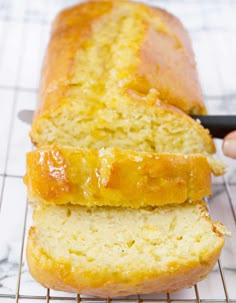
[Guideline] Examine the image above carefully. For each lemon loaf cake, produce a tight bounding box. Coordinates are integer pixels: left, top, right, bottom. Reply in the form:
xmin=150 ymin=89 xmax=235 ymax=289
xmin=25 ymin=0 xmax=228 ymax=297
xmin=25 ymin=145 xmax=212 ymax=207
xmin=30 ymin=0 xmax=213 ymax=156
xmin=27 ymin=201 xmax=228 ymax=297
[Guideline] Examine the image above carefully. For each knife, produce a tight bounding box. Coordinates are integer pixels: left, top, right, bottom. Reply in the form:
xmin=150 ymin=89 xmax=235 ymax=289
xmin=18 ymin=110 xmax=236 ymax=139
xmin=192 ymin=115 xmax=236 ymax=139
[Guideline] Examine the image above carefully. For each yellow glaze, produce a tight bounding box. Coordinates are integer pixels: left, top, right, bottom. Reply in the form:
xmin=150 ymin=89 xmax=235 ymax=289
xmin=25 ymin=145 xmax=212 ymax=207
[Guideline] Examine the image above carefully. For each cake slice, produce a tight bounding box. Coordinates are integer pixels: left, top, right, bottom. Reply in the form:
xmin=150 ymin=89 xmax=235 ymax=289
xmin=27 ymin=201 xmax=229 ymax=297
xmin=25 ymin=145 xmax=212 ymax=208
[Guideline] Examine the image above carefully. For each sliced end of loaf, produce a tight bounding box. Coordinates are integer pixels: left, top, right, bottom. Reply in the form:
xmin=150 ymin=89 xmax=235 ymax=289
xmin=31 ymin=1 xmax=210 ymax=153
xmin=30 ymin=96 xmax=215 ymax=155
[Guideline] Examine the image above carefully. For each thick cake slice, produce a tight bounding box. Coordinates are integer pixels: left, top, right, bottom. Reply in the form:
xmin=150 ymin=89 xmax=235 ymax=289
xmin=27 ymin=201 xmax=228 ymax=297
xmin=24 ymin=145 xmax=212 ymax=207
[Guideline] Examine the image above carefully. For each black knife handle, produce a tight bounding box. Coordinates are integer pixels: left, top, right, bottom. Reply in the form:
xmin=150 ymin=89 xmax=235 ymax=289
xmin=192 ymin=115 xmax=236 ymax=139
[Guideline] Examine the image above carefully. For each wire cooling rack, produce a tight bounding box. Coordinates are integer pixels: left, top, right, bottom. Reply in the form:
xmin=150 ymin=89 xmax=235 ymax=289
xmin=0 ymin=0 xmax=236 ymax=302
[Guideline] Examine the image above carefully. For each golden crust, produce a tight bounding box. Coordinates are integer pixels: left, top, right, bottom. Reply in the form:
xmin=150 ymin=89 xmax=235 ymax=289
xmin=33 ymin=0 xmax=205 ymax=128
xmin=27 ymin=236 xmax=221 ymax=297
xmin=26 ymin=201 xmax=226 ymax=297
xmin=137 ymin=7 xmax=205 ymax=114
xmin=24 ymin=145 xmax=212 ymax=207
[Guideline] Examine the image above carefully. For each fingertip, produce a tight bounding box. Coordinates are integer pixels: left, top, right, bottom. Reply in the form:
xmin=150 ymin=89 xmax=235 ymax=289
xmin=222 ymin=131 xmax=236 ymax=159
xmin=224 ymin=130 xmax=236 ymax=141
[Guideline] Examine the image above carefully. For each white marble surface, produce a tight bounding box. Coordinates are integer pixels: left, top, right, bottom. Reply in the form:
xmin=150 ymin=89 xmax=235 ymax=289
xmin=0 ymin=0 xmax=236 ymax=302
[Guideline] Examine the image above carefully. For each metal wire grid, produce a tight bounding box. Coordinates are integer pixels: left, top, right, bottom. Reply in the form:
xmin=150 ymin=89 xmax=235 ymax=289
xmin=0 ymin=0 xmax=235 ymax=302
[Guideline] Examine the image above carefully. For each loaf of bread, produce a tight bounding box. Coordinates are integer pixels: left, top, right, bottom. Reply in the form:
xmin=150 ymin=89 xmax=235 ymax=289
xmin=25 ymin=0 xmax=228 ymax=297
xmin=24 ymin=145 xmax=212 ymax=207
xmin=27 ymin=201 xmax=228 ymax=297
xmin=30 ymin=0 xmax=214 ymax=157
